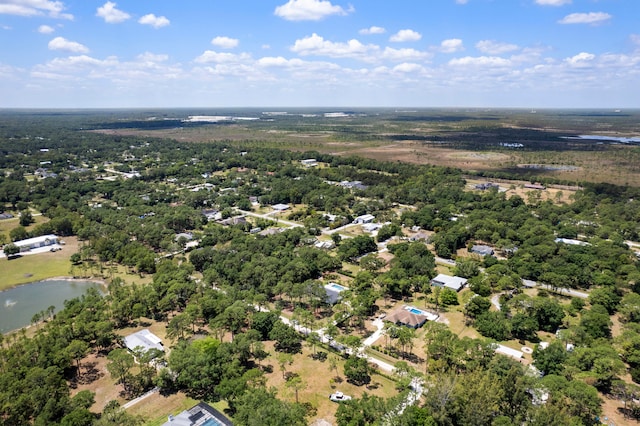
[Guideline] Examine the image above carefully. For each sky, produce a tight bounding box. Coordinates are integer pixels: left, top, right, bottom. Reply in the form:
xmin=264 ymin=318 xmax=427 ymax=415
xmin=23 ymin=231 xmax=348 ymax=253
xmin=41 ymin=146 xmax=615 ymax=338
xmin=0 ymin=0 xmax=639 ymax=108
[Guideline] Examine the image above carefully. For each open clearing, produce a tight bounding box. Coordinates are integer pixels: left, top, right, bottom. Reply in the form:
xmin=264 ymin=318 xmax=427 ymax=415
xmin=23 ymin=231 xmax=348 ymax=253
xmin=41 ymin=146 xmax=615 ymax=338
xmin=90 ymin=120 xmax=640 ymax=188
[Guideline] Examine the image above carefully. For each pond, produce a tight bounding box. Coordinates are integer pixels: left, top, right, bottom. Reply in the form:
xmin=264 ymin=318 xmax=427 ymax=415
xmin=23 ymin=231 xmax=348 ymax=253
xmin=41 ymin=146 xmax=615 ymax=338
xmin=0 ymin=279 xmax=105 ymax=333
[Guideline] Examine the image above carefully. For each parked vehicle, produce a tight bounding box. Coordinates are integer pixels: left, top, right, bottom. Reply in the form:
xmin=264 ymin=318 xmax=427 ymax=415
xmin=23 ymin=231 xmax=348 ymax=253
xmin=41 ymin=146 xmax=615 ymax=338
xmin=329 ymin=391 xmax=352 ymax=402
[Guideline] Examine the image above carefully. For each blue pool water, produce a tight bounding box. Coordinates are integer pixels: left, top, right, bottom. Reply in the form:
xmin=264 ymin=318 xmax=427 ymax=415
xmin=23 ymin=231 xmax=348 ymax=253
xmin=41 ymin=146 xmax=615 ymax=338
xmin=202 ymin=418 xmax=223 ymax=426
xmin=330 ymin=283 xmax=347 ymax=291
xmin=408 ymin=308 xmax=423 ymax=315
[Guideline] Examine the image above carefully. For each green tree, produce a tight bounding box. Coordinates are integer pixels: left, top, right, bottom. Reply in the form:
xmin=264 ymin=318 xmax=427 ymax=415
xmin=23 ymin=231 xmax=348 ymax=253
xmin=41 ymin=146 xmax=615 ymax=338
xmin=618 ymin=292 xmax=640 ymax=323
xmin=439 ymin=288 xmax=459 ymax=306
xmin=454 ymin=258 xmax=481 ymax=278
xmin=234 ymin=387 xmax=307 ymax=426
xmin=533 ymin=341 xmax=566 ymax=376
xmin=106 ymin=349 xmax=135 ymax=394
xmin=67 ymin=339 xmax=89 ymax=378
xmin=475 ymin=311 xmax=511 ymax=341
xmin=19 ymin=210 xmax=34 ymax=227
xmin=9 ymin=225 xmax=29 ymax=242
xmin=269 ymin=321 xmax=302 ymax=353
xmin=511 ymin=313 xmax=539 ymax=341
xmin=285 ymin=375 xmax=306 ymax=404
xmin=465 ymin=296 xmax=491 ymax=319
xmin=580 ymin=304 xmax=612 ymax=339
xmin=344 ymin=356 xmax=371 ymax=385
xmin=588 ymin=286 xmax=621 ymax=315
xmin=3 ymin=243 xmax=20 ymax=257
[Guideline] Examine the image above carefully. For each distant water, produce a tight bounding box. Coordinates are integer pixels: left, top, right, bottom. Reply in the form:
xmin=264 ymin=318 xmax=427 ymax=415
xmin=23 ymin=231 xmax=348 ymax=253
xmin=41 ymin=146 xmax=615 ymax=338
xmin=0 ymin=279 xmax=104 ymax=333
xmin=565 ymin=135 xmax=640 ymax=143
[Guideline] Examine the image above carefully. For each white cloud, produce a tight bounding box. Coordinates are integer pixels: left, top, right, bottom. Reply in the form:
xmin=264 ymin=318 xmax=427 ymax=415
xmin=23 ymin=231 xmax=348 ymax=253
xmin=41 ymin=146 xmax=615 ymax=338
xmin=274 ymin=0 xmax=351 ymax=21
xmin=393 ymin=62 xmax=425 ymax=73
xmin=439 ymin=39 xmax=464 ymax=53
xmin=194 ymin=50 xmax=251 ymax=64
xmin=137 ymin=52 xmax=169 ymax=64
xmin=390 ymin=29 xmax=422 ymax=43
xmin=559 ymin=12 xmax=611 ymax=25
xmin=138 ymin=14 xmax=170 ymax=29
xmin=632 ymin=34 xmax=640 ymax=47
xmin=96 ymin=2 xmax=130 ymax=24
xmin=1 ymin=24 xmax=10 ymax=30
xmin=535 ymin=0 xmax=571 ymax=5
xmin=48 ymin=36 xmax=89 ymax=53
xmin=359 ymin=26 xmax=386 ymax=35
xmin=455 ymin=0 xmax=468 ymax=4
xmin=290 ymin=33 xmax=378 ymax=60
xmin=565 ymin=52 xmax=595 ymax=66
xmin=211 ymin=36 xmax=239 ymax=49
xmin=449 ymin=56 xmax=512 ymax=67
xmin=37 ymin=24 xmax=54 ymax=34
xmin=381 ymin=47 xmax=431 ymax=62
xmin=476 ymin=40 xmax=519 ymax=55
xmin=0 ymin=0 xmax=73 ymax=19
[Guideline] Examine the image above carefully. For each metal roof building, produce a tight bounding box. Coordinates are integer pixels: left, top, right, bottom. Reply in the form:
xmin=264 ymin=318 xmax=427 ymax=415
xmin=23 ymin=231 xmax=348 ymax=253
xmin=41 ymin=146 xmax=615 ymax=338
xmin=124 ymin=329 xmax=164 ymax=354
xmin=431 ymin=274 xmax=468 ymax=292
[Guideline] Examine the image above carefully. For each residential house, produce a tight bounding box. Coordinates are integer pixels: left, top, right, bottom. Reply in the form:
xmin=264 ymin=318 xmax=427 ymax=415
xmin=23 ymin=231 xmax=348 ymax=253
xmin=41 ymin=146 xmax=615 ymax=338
xmin=385 ymin=308 xmax=431 ymax=329
xmin=13 ymin=234 xmax=59 ymax=253
xmin=470 ymin=244 xmax=495 ymax=257
xmin=124 ymin=329 xmax=164 ymax=355
xmin=354 ymin=214 xmax=375 ymax=224
xmin=324 ymin=283 xmax=348 ymax=305
xmin=475 ymin=182 xmax=499 ymax=190
xmin=431 ymin=274 xmax=467 ymax=292
xmin=272 ymin=203 xmax=290 ymax=212
xmin=163 ymin=402 xmax=233 ymax=426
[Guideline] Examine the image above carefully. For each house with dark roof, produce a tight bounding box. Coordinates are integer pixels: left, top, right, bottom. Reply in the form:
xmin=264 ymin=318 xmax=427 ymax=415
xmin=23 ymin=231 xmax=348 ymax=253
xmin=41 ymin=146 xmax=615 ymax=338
xmin=475 ymin=182 xmax=499 ymax=190
xmin=385 ymin=308 xmax=430 ymax=329
xmin=470 ymin=244 xmax=494 ymax=257
xmin=163 ymin=402 xmax=233 ymax=426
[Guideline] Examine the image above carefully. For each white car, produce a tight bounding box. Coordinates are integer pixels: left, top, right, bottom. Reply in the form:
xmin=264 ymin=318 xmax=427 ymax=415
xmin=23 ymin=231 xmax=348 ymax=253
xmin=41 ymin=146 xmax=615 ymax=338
xmin=329 ymin=391 xmax=352 ymax=402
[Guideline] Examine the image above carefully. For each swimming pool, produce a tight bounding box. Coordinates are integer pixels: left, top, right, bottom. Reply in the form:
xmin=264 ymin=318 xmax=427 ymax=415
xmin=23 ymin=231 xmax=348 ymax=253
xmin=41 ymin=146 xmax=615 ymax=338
xmin=404 ymin=305 xmax=439 ymax=321
xmin=330 ymin=283 xmax=348 ymax=291
xmin=202 ymin=419 xmax=224 ymax=426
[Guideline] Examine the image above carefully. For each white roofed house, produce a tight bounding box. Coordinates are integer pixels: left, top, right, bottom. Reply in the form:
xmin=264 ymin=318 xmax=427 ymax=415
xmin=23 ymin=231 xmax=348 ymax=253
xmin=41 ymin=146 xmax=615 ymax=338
xmin=271 ymin=203 xmax=290 ymax=212
xmin=431 ymin=274 xmax=468 ymax=292
xmin=354 ymin=214 xmax=375 ymax=224
xmin=13 ymin=234 xmax=59 ymax=253
xmin=124 ymin=329 xmax=164 ymax=359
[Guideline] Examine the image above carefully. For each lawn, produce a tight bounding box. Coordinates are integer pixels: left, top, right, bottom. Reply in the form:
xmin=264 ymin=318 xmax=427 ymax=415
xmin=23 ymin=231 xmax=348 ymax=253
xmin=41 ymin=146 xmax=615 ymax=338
xmin=1 ymin=243 xmax=77 ymax=290
xmin=261 ymin=342 xmax=400 ymax=425
xmin=1 ymin=235 xmax=154 ymax=291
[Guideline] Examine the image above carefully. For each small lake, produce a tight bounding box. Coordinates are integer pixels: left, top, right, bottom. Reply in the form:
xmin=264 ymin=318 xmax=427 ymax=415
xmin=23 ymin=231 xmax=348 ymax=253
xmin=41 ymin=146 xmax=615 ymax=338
xmin=0 ymin=279 xmax=105 ymax=333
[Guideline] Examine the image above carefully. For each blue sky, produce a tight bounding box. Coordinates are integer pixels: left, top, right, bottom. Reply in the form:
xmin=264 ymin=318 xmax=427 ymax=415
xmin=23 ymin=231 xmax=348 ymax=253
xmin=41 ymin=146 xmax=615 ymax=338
xmin=1 ymin=0 xmax=639 ymax=108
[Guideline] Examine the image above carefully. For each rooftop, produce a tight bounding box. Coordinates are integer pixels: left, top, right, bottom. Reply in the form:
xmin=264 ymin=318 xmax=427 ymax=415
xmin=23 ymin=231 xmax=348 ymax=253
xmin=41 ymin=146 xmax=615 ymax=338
xmin=124 ymin=329 xmax=164 ymax=354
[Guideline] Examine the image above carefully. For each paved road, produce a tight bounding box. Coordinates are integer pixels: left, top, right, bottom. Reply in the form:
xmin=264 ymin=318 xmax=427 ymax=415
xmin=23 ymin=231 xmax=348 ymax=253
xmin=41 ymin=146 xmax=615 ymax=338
xmin=123 ymin=387 xmax=159 ymax=409
xmin=237 ymin=209 xmax=303 ymax=229
xmin=522 ymin=279 xmax=589 ymax=299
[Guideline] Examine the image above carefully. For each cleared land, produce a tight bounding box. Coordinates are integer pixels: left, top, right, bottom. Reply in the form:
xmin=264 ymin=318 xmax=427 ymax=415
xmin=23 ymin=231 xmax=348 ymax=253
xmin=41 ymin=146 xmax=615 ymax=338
xmin=91 ymin=109 xmax=640 ymax=187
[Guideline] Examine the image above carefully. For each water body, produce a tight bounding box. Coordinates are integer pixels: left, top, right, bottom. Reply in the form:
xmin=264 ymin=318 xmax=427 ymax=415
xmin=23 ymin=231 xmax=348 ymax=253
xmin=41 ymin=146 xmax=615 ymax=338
xmin=564 ymin=135 xmax=640 ymax=144
xmin=0 ymin=279 xmax=104 ymax=333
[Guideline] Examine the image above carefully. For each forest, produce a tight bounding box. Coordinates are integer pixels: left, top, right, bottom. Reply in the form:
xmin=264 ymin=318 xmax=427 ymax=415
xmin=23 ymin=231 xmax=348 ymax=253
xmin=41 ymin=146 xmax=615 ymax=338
xmin=1 ymin=109 xmax=640 ymax=425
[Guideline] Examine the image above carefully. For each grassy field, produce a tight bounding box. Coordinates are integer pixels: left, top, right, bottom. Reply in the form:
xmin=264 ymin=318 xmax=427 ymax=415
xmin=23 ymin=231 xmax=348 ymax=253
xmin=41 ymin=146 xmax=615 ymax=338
xmin=0 ymin=238 xmax=79 ymax=290
xmin=261 ymin=342 xmax=399 ymax=425
xmin=91 ymin=109 xmax=640 ymax=187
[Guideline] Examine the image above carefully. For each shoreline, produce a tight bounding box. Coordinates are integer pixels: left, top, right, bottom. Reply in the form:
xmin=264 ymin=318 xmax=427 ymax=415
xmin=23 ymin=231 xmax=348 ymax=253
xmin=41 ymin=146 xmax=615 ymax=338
xmin=0 ymin=275 xmax=109 ymax=294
